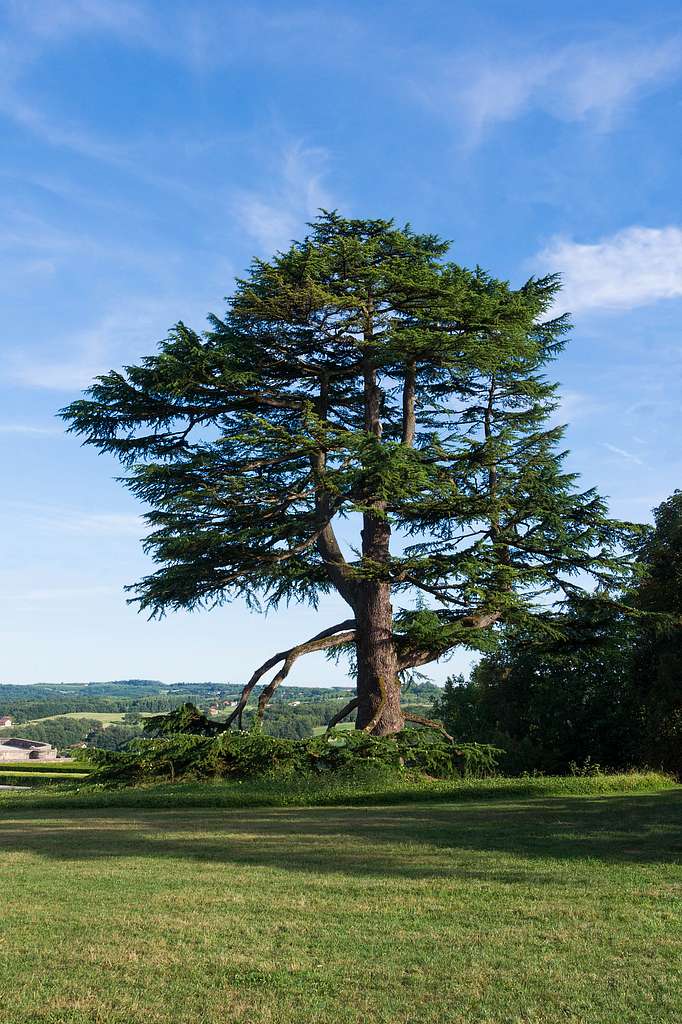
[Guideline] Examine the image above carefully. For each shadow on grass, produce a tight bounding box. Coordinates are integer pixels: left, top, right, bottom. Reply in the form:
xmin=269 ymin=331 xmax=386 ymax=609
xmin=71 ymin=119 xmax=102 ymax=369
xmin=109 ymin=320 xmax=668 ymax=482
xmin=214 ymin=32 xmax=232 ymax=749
xmin=1 ymin=790 xmax=680 ymax=878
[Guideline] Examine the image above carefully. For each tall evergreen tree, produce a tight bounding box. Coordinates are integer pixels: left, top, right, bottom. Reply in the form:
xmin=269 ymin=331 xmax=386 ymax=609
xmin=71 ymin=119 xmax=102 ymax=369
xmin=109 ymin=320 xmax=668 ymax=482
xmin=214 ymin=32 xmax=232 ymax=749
xmin=62 ymin=213 xmax=635 ymax=735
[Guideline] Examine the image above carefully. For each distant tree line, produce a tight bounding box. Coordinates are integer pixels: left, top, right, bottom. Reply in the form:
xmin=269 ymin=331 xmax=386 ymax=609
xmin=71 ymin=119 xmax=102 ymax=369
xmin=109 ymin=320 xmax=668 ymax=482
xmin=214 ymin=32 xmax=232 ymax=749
xmin=0 ymin=717 xmax=142 ymax=752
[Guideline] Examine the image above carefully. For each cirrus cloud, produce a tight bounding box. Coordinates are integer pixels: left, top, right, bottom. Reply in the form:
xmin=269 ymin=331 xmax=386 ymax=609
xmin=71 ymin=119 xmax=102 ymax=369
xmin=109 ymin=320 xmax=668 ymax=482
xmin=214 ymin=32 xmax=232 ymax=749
xmin=417 ymin=37 xmax=682 ymax=144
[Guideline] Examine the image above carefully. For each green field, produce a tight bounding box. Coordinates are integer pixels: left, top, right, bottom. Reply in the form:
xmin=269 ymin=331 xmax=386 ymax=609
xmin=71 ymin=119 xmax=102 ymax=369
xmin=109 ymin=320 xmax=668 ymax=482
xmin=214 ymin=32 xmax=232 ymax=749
xmin=17 ymin=712 xmax=158 ymax=727
xmin=312 ymin=720 xmax=355 ymax=736
xmin=0 ymin=761 xmax=90 ymax=772
xmin=1 ymin=777 xmax=680 ymax=1023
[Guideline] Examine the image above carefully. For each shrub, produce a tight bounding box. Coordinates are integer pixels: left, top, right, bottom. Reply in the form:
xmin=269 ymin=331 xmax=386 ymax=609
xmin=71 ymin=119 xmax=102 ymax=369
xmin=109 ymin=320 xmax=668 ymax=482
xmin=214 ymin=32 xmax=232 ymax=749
xmin=83 ymin=728 xmax=502 ymax=786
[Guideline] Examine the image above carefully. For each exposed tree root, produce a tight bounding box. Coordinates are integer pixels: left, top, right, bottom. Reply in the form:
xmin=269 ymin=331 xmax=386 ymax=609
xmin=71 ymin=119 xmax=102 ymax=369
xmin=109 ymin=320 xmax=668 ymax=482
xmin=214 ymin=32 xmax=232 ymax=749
xmin=361 ymin=675 xmax=388 ymax=734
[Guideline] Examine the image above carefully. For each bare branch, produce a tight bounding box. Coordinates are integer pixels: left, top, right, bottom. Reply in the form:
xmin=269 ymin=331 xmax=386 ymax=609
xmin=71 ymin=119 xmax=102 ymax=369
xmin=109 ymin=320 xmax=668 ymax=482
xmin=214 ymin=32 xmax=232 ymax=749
xmin=225 ymin=619 xmax=356 ymax=728
xmin=402 ymin=712 xmax=454 ymax=743
xmin=256 ymin=629 xmax=356 ymax=719
xmin=325 ymin=697 xmax=360 ymax=732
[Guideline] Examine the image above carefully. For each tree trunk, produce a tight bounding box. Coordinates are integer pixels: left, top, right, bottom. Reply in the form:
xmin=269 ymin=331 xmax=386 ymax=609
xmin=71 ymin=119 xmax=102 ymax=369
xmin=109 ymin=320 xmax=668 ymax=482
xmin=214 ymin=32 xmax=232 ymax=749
xmin=354 ymin=580 xmax=403 ymax=734
xmin=354 ymin=507 xmax=403 ymax=735
xmin=353 ymin=310 xmax=403 ymax=735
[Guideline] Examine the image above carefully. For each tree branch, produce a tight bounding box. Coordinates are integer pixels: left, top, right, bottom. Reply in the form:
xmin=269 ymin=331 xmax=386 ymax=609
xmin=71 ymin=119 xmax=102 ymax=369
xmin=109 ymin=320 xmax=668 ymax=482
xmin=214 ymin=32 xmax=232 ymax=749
xmin=316 ymin=525 xmax=359 ymax=608
xmin=311 ymin=374 xmax=360 ymax=609
xmin=256 ymin=630 xmax=356 ymax=719
xmin=396 ymin=611 xmax=502 ymax=670
xmin=225 ymin=620 xmax=356 ymax=728
xmin=402 ymin=713 xmax=454 ymax=743
xmin=325 ymin=697 xmax=360 ymax=732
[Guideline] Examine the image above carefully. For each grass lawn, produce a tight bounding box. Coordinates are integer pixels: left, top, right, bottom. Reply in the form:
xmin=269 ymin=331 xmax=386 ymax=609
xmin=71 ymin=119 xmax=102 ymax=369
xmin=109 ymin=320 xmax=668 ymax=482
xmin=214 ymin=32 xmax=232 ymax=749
xmin=1 ymin=780 xmax=680 ymax=1023
xmin=0 ymin=761 xmax=90 ymax=772
xmin=312 ymin=720 xmax=355 ymax=735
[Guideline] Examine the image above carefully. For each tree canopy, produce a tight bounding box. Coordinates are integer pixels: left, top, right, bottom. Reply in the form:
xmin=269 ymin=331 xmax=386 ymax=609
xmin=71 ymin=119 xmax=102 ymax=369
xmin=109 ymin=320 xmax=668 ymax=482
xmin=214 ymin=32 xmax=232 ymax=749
xmin=63 ymin=212 xmax=636 ymax=734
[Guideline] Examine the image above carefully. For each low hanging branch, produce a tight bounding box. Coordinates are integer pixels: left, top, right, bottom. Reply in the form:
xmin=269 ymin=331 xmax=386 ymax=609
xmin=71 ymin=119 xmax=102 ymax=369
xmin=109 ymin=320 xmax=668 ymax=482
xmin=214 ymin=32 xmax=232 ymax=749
xmin=256 ymin=628 xmax=356 ymax=720
xmin=402 ymin=713 xmax=454 ymax=744
xmin=224 ymin=619 xmax=356 ymax=729
xmin=396 ymin=610 xmax=503 ymax=671
xmin=325 ymin=696 xmax=360 ymax=732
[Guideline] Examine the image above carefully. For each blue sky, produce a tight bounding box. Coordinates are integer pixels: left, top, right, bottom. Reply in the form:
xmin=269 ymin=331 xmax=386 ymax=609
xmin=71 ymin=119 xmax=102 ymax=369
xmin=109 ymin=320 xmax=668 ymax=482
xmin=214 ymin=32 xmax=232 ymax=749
xmin=1 ymin=0 xmax=681 ymax=686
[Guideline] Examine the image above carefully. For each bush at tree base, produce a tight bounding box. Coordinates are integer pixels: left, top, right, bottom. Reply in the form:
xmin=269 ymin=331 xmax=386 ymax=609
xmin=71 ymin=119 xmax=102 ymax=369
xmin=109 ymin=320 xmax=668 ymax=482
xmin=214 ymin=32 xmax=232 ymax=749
xmin=82 ymin=728 xmax=502 ymax=785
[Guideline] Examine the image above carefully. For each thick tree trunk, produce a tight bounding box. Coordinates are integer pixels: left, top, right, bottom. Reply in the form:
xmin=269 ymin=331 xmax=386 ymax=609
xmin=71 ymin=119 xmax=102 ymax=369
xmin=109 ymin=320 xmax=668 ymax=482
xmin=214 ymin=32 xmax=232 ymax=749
xmin=352 ymin=309 xmax=403 ymax=735
xmin=354 ymin=512 xmax=403 ymax=735
xmin=354 ymin=579 xmax=403 ymax=734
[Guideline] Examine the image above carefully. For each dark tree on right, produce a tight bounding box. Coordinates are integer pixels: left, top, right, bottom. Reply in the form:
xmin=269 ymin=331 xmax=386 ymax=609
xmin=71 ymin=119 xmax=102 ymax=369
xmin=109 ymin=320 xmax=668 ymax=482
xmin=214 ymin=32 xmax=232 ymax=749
xmin=631 ymin=490 xmax=682 ymax=773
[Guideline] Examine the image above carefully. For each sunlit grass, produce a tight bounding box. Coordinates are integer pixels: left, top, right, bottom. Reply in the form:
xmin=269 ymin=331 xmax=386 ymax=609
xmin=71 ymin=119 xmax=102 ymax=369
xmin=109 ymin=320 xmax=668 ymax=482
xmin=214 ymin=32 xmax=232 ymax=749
xmin=1 ymin=778 xmax=680 ymax=1023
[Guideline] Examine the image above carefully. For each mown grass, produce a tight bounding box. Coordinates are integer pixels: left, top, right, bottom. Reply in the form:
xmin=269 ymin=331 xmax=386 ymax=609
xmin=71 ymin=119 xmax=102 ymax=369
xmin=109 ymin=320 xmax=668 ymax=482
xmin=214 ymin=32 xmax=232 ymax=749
xmin=0 ymin=769 xmax=673 ymax=810
xmin=0 ymin=770 xmax=90 ymax=787
xmin=0 ymin=761 xmax=90 ymax=773
xmin=0 ymin=776 xmax=680 ymax=1024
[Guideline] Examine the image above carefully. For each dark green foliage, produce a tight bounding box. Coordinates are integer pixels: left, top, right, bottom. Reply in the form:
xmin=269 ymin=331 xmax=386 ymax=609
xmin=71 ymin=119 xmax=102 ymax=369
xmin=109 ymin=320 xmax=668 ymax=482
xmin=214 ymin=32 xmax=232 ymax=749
xmin=84 ymin=728 xmax=501 ymax=786
xmin=630 ymin=491 xmax=682 ymax=773
xmin=433 ymin=601 xmax=640 ymax=774
xmin=145 ymin=702 xmax=224 ymax=736
xmin=433 ymin=487 xmax=682 ymax=777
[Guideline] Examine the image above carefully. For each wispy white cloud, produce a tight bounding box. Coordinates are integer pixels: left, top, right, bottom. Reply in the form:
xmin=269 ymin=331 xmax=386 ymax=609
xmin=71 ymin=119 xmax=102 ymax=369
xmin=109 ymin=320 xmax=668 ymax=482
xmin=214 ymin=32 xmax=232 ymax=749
xmin=0 ymin=90 xmax=132 ymax=164
xmin=602 ymin=442 xmax=644 ymax=465
xmin=3 ymin=1 xmax=361 ymax=80
xmin=232 ymin=142 xmax=336 ymax=253
xmin=0 ymin=423 xmax=61 ymax=436
xmin=5 ymin=299 xmax=173 ymax=391
xmin=419 ymin=37 xmax=681 ymax=142
xmin=0 ymin=500 xmax=144 ymax=536
xmin=536 ymin=226 xmax=682 ymax=313
xmin=4 ymin=0 xmax=150 ymax=45
xmin=554 ymin=389 xmax=603 ymax=424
